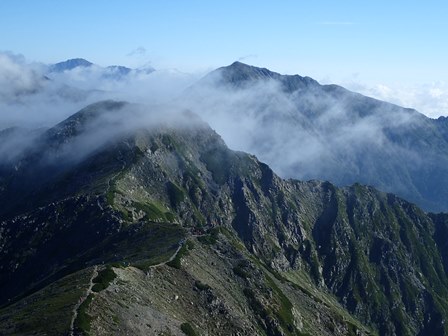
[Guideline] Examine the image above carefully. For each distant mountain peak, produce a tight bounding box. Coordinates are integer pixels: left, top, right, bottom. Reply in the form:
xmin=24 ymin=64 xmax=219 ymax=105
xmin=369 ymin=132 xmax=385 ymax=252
xmin=200 ymin=62 xmax=319 ymax=92
xmin=48 ymin=59 xmax=156 ymax=79
xmin=217 ymin=61 xmax=278 ymax=83
xmin=49 ymin=58 xmax=93 ymax=72
xmin=228 ymin=60 xmax=262 ymax=69
xmin=106 ymin=65 xmax=131 ymax=72
xmin=103 ymin=65 xmax=133 ymax=79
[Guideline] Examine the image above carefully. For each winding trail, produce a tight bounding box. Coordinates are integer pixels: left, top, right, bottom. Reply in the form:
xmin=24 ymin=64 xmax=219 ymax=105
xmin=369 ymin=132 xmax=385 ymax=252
xmin=69 ymin=265 xmax=98 ymax=336
xmin=97 ymin=158 xmax=127 ymax=212
xmin=67 ymin=238 xmax=186 ymax=332
xmin=149 ymin=239 xmax=186 ymax=269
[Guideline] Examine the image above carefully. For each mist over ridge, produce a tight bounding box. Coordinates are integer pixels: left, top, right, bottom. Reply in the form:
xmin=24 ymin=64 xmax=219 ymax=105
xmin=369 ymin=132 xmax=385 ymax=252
xmin=0 ymin=52 xmax=200 ymax=129
xmin=1 ymin=52 xmax=448 ymax=211
xmin=181 ymin=62 xmax=448 ymax=212
xmin=3 ymin=53 xmax=448 ymax=336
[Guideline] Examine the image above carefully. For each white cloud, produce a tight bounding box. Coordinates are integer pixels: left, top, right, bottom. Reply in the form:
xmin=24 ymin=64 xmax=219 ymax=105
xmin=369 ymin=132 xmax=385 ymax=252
xmin=0 ymin=52 xmax=44 ymax=101
xmin=344 ymin=81 xmax=448 ymax=118
xmin=0 ymin=52 xmax=200 ymax=129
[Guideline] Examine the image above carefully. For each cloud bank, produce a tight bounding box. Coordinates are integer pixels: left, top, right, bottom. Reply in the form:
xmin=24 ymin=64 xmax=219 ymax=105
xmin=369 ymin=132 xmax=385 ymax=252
xmin=181 ymin=69 xmax=421 ymax=184
xmin=1 ymin=52 xmax=448 ymax=211
xmin=345 ymin=81 xmax=448 ymax=119
xmin=0 ymin=52 xmax=199 ymax=129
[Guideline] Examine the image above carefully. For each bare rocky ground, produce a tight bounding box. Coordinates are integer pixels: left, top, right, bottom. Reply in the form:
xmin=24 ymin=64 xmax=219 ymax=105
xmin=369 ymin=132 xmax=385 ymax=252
xmin=83 ymin=233 xmax=371 ymax=336
xmin=0 ymin=230 xmax=372 ymax=335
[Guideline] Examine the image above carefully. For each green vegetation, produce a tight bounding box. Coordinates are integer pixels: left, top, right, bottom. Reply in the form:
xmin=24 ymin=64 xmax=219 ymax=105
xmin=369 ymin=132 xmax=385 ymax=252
xmin=167 ymin=243 xmax=189 ymax=269
xmin=197 ymin=227 xmax=220 ymax=245
xmin=243 ymin=288 xmax=272 ymax=332
xmin=282 ymin=269 xmax=375 ymax=334
xmin=165 ymin=211 xmax=176 ymax=222
xmin=194 ymin=280 xmax=211 ymax=291
xmin=191 ymin=206 xmax=206 ymax=226
xmin=133 ymin=239 xmax=192 ymax=271
xmin=186 ymin=239 xmax=195 ymax=250
xmin=167 ymin=181 xmax=185 ymax=208
xmin=233 ymin=261 xmax=251 ymax=280
xmin=219 ymin=227 xmax=247 ymax=251
xmin=180 ymin=322 xmax=198 ymax=336
xmin=183 ymin=167 xmax=206 ymax=207
xmin=104 ymin=170 xmax=128 ymax=208
xmin=92 ymin=266 xmax=117 ymax=293
xmin=80 ymin=222 xmax=184 ymax=272
xmin=132 ymin=201 xmax=171 ymax=222
xmin=197 ymin=234 xmax=216 ymax=245
xmin=264 ymin=275 xmax=297 ymax=335
xmin=106 ymin=187 xmax=115 ymax=206
xmin=132 ymin=202 xmax=176 ymax=223
xmin=0 ymin=270 xmax=91 ymax=336
xmin=4 ymin=111 xmax=448 ymax=336
xmin=200 ymin=149 xmax=232 ymax=184
xmin=161 ymin=134 xmax=176 ymax=149
xmin=74 ymin=294 xmax=94 ymax=335
xmin=133 ymin=254 xmax=175 ymax=271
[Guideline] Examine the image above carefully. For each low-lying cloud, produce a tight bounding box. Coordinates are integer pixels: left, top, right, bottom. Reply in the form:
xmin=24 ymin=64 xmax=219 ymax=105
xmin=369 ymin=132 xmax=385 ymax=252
xmin=0 ymin=52 xmax=199 ymax=129
xmin=343 ymin=80 xmax=448 ymax=119
xmin=0 ymin=53 xmax=44 ymax=102
xmin=0 ymin=52 xmax=201 ymax=167
xmin=178 ymin=66 xmax=448 ymax=211
xmin=181 ymin=70 xmax=422 ymax=184
xmin=1 ymin=52 xmax=448 ymax=210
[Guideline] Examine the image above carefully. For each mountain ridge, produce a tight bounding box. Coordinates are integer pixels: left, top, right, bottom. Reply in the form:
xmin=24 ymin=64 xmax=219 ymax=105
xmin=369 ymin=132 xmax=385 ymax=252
xmin=48 ymin=58 xmax=155 ymax=77
xmin=208 ymin=61 xmax=320 ymax=92
xmin=49 ymin=58 xmax=94 ymax=72
xmin=1 ymin=101 xmax=448 ymax=335
xmin=186 ymin=61 xmax=448 ymax=212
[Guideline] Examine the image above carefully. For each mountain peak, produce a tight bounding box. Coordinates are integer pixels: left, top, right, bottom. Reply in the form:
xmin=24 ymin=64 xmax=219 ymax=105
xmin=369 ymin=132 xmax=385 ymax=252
xmin=228 ymin=61 xmax=258 ymax=69
xmin=49 ymin=58 xmax=93 ymax=72
xmin=217 ymin=61 xmax=279 ymax=84
xmin=199 ymin=62 xmax=319 ymax=92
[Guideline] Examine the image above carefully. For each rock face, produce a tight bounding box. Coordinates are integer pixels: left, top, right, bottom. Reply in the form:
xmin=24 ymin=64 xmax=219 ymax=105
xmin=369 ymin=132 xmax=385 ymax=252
xmin=187 ymin=62 xmax=448 ymax=212
xmin=1 ymin=101 xmax=448 ymax=335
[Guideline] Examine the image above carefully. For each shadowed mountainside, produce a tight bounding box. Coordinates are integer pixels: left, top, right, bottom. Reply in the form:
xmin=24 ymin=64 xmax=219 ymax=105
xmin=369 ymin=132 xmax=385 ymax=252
xmin=1 ymin=101 xmax=448 ymax=335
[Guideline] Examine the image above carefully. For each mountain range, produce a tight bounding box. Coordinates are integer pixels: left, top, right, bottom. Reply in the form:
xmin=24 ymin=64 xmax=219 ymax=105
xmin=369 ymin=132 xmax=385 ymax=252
xmin=48 ymin=58 xmax=155 ymax=80
xmin=0 ymin=62 xmax=448 ymax=336
xmin=186 ymin=61 xmax=448 ymax=213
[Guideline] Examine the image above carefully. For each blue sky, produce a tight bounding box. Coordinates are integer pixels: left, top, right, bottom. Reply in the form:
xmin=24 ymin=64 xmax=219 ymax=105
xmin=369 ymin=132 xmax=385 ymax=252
xmin=0 ymin=1 xmax=447 ymax=86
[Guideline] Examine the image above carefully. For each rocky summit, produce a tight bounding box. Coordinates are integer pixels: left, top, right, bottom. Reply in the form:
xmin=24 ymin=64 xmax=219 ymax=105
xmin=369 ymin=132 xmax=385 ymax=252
xmin=0 ymin=100 xmax=448 ymax=335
